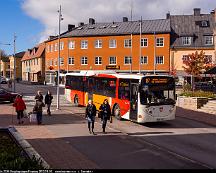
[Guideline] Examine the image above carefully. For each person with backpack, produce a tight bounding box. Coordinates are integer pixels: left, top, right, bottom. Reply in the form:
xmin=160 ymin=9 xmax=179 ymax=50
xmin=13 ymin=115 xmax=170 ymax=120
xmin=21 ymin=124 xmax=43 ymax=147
xmin=33 ymin=99 xmax=45 ymax=125
xmin=85 ymin=100 xmax=96 ymax=134
xmin=99 ymin=99 xmax=111 ymax=133
xmin=45 ymin=90 xmax=53 ymax=116
xmin=35 ymin=90 xmax=43 ymax=102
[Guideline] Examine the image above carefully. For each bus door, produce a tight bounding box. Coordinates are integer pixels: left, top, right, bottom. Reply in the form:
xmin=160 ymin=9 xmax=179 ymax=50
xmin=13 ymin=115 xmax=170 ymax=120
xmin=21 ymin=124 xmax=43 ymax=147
xmin=130 ymin=83 xmax=138 ymax=120
xmin=88 ymin=77 xmax=94 ymax=101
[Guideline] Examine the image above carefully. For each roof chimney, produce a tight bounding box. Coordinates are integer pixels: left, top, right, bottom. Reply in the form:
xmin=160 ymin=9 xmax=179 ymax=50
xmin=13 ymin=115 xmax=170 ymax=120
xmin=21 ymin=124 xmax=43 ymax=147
xmin=123 ymin=17 xmax=128 ymax=22
xmin=166 ymin=12 xmax=170 ymax=19
xmin=194 ymin=8 xmax=201 ymax=16
xmin=78 ymin=22 xmax=84 ymax=27
xmin=68 ymin=24 xmax=75 ymax=31
xmin=89 ymin=18 xmax=95 ymax=25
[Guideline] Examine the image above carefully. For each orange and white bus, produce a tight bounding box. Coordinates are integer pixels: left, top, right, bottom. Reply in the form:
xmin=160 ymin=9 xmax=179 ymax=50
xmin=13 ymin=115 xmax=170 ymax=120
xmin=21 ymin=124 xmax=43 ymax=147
xmin=65 ymin=71 xmax=176 ymax=123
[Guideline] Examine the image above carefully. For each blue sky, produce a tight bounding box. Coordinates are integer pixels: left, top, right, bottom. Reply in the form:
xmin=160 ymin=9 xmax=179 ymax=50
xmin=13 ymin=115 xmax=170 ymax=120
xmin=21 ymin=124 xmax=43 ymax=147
xmin=1 ymin=0 xmax=216 ymax=55
xmin=0 ymin=0 xmax=43 ymax=55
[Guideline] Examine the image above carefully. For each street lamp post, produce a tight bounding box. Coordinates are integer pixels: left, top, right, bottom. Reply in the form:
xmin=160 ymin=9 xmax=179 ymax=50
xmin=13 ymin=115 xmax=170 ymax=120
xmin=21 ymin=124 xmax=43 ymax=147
xmin=0 ymin=43 xmax=11 ymax=88
xmin=13 ymin=34 xmax=17 ymax=92
xmin=57 ymin=5 xmax=63 ymax=110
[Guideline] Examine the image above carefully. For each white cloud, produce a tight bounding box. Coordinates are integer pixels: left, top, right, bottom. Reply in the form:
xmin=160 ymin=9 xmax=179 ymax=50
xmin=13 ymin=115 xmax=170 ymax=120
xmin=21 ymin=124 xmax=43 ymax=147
xmin=21 ymin=0 xmax=216 ymax=42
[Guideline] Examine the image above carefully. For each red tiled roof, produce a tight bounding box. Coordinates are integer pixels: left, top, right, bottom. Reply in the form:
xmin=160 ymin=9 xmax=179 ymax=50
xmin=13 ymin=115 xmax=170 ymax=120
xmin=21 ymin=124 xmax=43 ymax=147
xmin=21 ymin=43 xmax=45 ymax=61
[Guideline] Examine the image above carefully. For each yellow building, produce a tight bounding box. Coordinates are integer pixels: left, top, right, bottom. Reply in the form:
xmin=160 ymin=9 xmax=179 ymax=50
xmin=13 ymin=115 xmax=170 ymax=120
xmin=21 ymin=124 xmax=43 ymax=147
xmin=9 ymin=52 xmax=25 ymax=80
xmin=21 ymin=43 xmax=45 ymax=84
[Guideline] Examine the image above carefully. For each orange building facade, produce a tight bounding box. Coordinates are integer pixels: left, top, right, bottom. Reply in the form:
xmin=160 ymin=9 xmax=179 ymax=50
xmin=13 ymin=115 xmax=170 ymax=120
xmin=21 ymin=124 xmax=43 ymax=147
xmin=45 ymin=19 xmax=171 ymax=84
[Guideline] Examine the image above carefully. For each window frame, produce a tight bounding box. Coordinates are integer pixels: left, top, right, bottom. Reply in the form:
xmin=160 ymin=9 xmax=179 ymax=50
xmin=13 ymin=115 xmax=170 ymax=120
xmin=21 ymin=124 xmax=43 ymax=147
xmin=156 ymin=37 xmax=164 ymax=47
xmin=109 ymin=39 xmax=117 ymax=48
xmin=204 ymin=36 xmax=213 ymax=45
xmin=140 ymin=56 xmax=148 ymax=64
xmin=141 ymin=38 xmax=148 ymax=47
xmin=124 ymin=39 xmax=132 ymax=48
xmin=156 ymin=56 xmax=164 ymax=64
xmin=95 ymin=39 xmax=102 ymax=48
xmin=81 ymin=57 xmax=88 ymax=65
xmin=81 ymin=40 xmax=88 ymax=49
xmin=182 ymin=37 xmax=192 ymax=45
xmin=109 ymin=56 xmax=117 ymax=65
xmin=68 ymin=57 xmax=74 ymax=65
xmin=124 ymin=56 xmax=132 ymax=65
xmin=95 ymin=56 xmax=102 ymax=65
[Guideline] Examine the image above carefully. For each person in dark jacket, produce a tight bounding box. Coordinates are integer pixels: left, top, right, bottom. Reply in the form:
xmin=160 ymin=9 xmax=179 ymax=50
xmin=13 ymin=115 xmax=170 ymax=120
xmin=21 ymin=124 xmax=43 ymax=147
xmin=33 ymin=99 xmax=45 ymax=125
xmin=35 ymin=90 xmax=43 ymax=102
xmin=45 ymin=90 xmax=53 ymax=116
xmin=99 ymin=99 xmax=111 ymax=133
xmin=13 ymin=95 xmax=26 ymax=124
xmin=85 ymin=100 xmax=96 ymax=134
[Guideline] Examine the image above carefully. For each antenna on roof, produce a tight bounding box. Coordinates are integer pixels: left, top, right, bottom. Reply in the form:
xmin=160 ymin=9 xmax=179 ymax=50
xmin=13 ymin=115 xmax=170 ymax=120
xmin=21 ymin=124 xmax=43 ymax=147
xmin=130 ymin=0 xmax=133 ymax=21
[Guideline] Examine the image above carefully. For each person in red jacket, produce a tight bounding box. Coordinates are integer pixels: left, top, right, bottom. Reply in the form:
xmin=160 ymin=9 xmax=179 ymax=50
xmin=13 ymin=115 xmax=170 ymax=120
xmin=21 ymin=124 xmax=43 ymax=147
xmin=13 ymin=95 xmax=26 ymax=124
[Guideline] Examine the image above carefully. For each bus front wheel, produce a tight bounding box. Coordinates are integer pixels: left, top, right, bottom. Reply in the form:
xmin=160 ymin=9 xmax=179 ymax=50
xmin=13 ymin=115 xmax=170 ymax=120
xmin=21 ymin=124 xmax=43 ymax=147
xmin=114 ymin=104 xmax=121 ymax=120
xmin=74 ymin=95 xmax=79 ymax=106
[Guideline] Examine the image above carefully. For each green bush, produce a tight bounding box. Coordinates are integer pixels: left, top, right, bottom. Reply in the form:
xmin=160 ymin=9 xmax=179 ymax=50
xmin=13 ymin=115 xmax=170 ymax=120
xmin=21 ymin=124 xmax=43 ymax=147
xmin=0 ymin=132 xmax=44 ymax=170
xmin=180 ymin=90 xmax=215 ymax=98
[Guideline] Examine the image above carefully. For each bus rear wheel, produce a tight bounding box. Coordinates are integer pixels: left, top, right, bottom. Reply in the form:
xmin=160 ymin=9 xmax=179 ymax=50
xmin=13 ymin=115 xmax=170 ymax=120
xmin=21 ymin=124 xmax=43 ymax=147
xmin=74 ymin=95 xmax=79 ymax=106
xmin=114 ymin=104 xmax=121 ymax=120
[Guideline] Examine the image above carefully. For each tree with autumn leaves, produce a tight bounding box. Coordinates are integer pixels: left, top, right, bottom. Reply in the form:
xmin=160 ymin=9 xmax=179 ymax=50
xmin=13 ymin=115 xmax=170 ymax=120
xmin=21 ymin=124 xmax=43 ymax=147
xmin=182 ymin=50 xmax=214 ymax=91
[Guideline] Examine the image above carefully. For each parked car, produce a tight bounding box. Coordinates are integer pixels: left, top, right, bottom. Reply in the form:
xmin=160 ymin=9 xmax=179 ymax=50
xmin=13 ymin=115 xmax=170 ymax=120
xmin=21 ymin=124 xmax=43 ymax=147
xmin=0 ymin=88 xmax=18 ymax=103
xmin=0 ymin=77 xmax=7 ymax=84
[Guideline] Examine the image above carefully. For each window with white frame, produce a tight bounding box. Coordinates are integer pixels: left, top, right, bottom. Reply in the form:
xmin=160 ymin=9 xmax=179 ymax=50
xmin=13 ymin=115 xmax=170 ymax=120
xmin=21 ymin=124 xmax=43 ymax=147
xmin=81 ymin=57 xmax=88 ymax=65
xmin=182 ymin=55 xmax=189 ymax=62
xmin=156 ymin=56 xmax=164 ymax=64
xmin=50 ymin=45 xmax=53 ymax=52
xmin=95 ymin=57 xmax=102 ymax=65
xmin=95 ymin=40 xmax=102 ymax=48
xmin=156 ymin=38 xmax=164 ymax=47
xmin=68 ymin=41 xmax=75 ymax=49
xmin=109 ymin=56 xmax=116 ymax=65
xmin=182 ymin=37 xmax=192 ymax=45
xmin=141 ymin=56 xmax=148 ymax=64
xmin=141 ymin=38 xmax=148 ymax=47
xmin=68 ymin=57 xmax=74 ymax=65
xmin=60 ymin=58 xmax=64 ymax=65
xmin=60 ymin=42 xmax=64 ymax=50
xmin=81 ymin=40 xmax=88 ymax=49
xmin=204 ymin=36 xmax=213 ymax=45
xmin=109 ymin=39 xmax=117 ymax=48
xmin=49 ymin=60 xmax=53 ymax=66
xmin=54 ymin=43 xmax=58 ymax=51
xmin=124 ymin=39 xmax=132 ymax=48
xmin=124 ymin=56 xmax=132 ymax=64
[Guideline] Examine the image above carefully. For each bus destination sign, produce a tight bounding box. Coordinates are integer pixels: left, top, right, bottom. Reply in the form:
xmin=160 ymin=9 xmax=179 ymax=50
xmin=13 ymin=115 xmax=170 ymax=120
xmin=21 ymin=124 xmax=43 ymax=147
xmin=145 ymin=78 xmax=168 ymax=84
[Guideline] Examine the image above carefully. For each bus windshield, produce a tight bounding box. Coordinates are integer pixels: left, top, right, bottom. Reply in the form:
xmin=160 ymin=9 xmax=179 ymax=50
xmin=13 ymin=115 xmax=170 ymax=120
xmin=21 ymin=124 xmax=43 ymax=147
xmin=140 ymin=76 xmax=176 ymax=105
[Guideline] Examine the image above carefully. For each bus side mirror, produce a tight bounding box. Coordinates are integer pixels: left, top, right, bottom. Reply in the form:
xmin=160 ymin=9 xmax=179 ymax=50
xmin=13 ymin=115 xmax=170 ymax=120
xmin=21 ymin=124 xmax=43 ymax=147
xmin=175 ymin=94 xmax=178 ymax=100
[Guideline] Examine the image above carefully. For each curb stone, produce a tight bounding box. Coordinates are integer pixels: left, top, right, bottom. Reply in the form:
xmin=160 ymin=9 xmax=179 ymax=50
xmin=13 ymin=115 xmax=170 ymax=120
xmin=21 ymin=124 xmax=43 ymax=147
xmin=8 ymin=126 xmax=50 ymax=169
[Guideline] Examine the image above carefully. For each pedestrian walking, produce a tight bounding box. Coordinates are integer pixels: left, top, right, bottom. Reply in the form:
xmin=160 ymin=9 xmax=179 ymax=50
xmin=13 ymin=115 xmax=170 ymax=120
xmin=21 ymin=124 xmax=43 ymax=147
xmin=99 ymin=99 xmax=111 ymax=133
xmin=8 ymin=79 xmax=12 ymax=90
xmin=45 ymin=90 xmax=53 ymax=116
xmin=13 ymin=95 xmax=26 ymax=124
xmin=35 ymin=90 xmax=43 ymax=102
xmin=85 ymin=100 xmax=96 ymax=134
xmin=33 ymin=99 xmax=45 ymax=125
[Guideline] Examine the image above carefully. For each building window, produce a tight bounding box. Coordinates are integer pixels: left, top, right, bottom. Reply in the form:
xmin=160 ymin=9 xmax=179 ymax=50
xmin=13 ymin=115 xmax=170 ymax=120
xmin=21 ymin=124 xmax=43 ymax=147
xmin=68 ymin=41 xmax=75 ymax=49
xmin=81 ymin=40 xmax=88 ymax=49
xmin=59 ymin=58 xmax=64 ymax=66
xmin=109 ymin=39 xmax=117 ymax=48
xmin=156 ymin=56 xmax=164 ymax=64
xmin=182 ymin=55 xmax=189 ymax=62
xmin=124 ymin=39 xmax=132 ymax=48
xmin=109 ymin=56 xmax=116 ymax=65
xmin=81 ymin=57 xmax=88 ymax=65
xmin=50 ymin=60 xmax=53 ymax=66
xmin=54 ymin=43 xmax=58 ymax=51
xmin=95 ymin=57 xmax=102 ymax=65
xmin=68 ymin=57 xmax=74 ymax=65
xmin=182 ymin=37 xmax=192 ymax=45
xmin=204 ymin=55 xmax=213 ymax=63
xmin=54 ymin=60 xmax=57 ymax=66
xmin=204 ymin=36 xmax=213 ymax=45
xmin=141 ymin=56 xmax=148 ymax=64
xmin=60 ymin=42 xmax=64 ymax=50
xmin=124 ymin=56 xmax=132 ymax=65
xmin=141 ymin=38 xmax=148 ymax=47
xmin=50 ymin=45 xmax=53 ymax=52
xmin=156 ymin=38 xmax=164 ymax=47
xmin=95 ymin=40 xmax=102 ymax=48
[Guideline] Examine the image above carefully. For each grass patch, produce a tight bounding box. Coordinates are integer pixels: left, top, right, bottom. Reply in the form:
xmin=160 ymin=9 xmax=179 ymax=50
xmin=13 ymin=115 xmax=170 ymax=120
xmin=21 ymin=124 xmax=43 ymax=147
xmin=0 ymin=131 xmax=44 ymax=170
xmin=180 ymin=90 xmax=215 ymax=98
